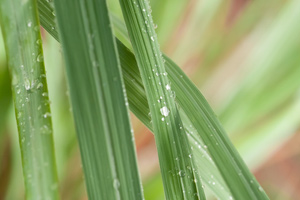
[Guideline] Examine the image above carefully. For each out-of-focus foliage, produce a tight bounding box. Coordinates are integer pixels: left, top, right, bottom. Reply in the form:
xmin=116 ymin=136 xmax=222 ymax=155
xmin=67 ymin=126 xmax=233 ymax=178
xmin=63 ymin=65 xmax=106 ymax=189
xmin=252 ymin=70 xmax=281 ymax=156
xmin=1 ymin=0 xmax=300 ymax=199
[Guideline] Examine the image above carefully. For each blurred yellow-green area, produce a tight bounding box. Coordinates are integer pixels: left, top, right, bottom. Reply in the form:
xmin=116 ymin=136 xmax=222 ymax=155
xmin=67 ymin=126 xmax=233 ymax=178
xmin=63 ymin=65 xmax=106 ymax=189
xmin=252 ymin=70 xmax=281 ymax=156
xmin=1 ymin=0 xmax=300 ymax=199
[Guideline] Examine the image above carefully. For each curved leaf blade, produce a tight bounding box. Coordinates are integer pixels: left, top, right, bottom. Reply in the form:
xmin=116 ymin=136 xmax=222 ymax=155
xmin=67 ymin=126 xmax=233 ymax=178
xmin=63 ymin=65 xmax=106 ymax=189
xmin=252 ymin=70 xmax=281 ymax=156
xmin=118 ymin=0 xmax=206 ymax=199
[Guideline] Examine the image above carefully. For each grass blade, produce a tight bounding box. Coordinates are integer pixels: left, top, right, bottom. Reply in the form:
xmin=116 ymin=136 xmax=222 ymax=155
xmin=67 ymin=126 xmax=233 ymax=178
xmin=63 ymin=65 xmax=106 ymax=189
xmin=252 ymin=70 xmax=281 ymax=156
xmin=118 ymin=42 xmax=232 ymax=199
xmin=0 ymin=55 xmax=12 ymax=199
xmin=0 ymin=0 xmax=59 ymax=199
xmin=165 ymin=57 xmax=269 ymax=199
xmin=118 ymin=1 xmax=206 ymax=199
xmin=0 ymin=61 xmax=11 ymax=134
xmin=37 ymin=1 xmax=269 ymax=199
xmin=52 ymin=0 xmax=143 ymax=199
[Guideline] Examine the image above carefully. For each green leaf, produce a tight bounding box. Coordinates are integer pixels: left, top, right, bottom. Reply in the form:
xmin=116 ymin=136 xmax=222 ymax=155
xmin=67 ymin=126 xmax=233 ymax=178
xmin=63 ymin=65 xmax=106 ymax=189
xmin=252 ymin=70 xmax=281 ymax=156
xmin=165 ymin=57 xmax=268 ymax=200
xmin=0 ymin=59 xmax=11 ymax=134
xmin=0 ymin=0 xmax=59 ymax=199
xmin=118 ymin=1 xmax=205 ymax=199
xmin=52 ymin=0 xmax=143 ymax=199
xmin=118 ymin=40 xmax=231 ymax=199
xmin=37 ymin=1 xmax=269 ymax=199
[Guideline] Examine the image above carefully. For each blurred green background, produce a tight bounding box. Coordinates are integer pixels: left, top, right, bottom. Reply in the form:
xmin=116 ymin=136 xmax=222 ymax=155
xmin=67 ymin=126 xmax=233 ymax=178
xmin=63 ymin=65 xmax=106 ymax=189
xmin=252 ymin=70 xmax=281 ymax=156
xmin=1 ymin=0 xmax=300 ymax=199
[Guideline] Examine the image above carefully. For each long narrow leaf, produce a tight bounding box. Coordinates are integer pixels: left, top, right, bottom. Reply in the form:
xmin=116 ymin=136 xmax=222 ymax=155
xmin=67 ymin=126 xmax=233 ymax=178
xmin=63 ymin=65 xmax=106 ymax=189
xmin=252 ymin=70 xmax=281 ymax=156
xmin=118 ymin=43 xmax=231 ymax=199
xmin=0 ymin=0 xmax=59 ymax=199
xmin=118 ymin=0 xmax=206 ymax=199
xmin=37 ymin=1 xmax=269 ymax=199
xmin=52 ymin=0 xmax=143 ymax=199
xmin=0 ymin=61 xmax=11 ymax=134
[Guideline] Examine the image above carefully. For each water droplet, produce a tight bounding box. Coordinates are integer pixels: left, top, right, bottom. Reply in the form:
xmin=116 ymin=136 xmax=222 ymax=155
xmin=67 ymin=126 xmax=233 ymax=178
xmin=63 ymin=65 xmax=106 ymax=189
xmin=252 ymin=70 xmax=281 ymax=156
xmin=188 ymin=154 xmax=192 ymax=158
xmin=161 ymin=117 xmax=165 ymax=121
xmin=20 ymin=64 xmax=24 ymax=68
xmin=27 ymin=22 xmax=32 ymax=27
xmin=160 ymin=106 xmax=170 ymax=117
xmin=24 ymin=79 xmax=31 ymax=90
xmin=36 ymin=39 xmax=42 ymax=45
xmin=37 ymin=54 xmax=43 ymax=62
xmin=154 ymin=24 xmax=158 ymax=29
xmin=166 ymin=84 xmax=171 ymax=90
xmin=17 ymin=89 xmax=21 ymax=94
xmin=151 ymin=36 xmax=154 ymax=42
xmin=258 ymin=186 xmax=264 ymax=192
xmin=36 ymin=83 xmax=43 ymax=89
xmin=178 ymin=170 xmax=185 ymax=177
xmin=42 ymin=92 xmax=48 ymax=97
xmin=43 ymin=112 xmax=51 ymax=118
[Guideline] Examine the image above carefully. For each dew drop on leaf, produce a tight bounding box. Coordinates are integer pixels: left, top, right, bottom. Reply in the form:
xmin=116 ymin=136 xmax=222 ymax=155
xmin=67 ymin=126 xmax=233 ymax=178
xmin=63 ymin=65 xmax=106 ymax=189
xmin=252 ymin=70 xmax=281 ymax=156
xmin=24 ymin=79 xmax=31 ymax=90
xmin=160 ymin=106 xmax=170 ymax=117
xmin=178 ymin=170 xmax=185 ymax=177
xmin=37 ymin=54 xmax=43 ymax=62
xmin=36 ymin=39 xmax=42 ymax=45
xmin=166 ymin=84 xmax=171 ymax=90
xmin=43 ymin=112 xmax=51 ymax=118
xmin=36 ymin=82 xmax=43 ymax=89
